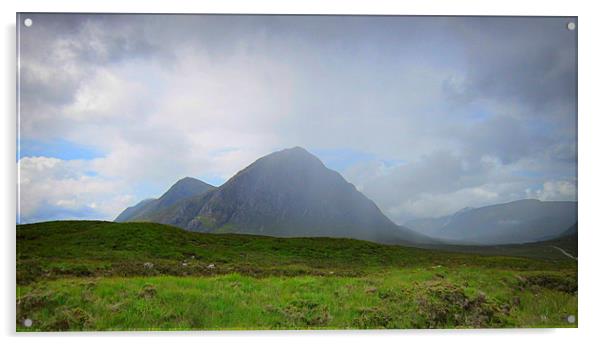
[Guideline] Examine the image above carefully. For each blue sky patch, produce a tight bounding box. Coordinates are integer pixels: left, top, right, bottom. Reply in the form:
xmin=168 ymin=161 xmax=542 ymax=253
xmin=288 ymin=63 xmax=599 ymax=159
xmin=18 ymin=138 xmax=104 ymax=161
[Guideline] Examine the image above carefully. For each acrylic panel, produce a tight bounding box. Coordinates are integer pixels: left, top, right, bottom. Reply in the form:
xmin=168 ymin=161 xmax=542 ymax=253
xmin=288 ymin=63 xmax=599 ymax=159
xmin=16 ymin=13 xmax=577 ymax=331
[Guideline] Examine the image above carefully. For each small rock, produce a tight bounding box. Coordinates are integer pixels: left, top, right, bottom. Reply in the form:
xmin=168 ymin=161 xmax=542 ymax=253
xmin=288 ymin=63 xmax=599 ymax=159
xmin=182 ymin=262 xmax=188 ymax=267
xmin=143 ymin=262 xmax=154 ymax=269
xmin=207 ymin=263 xmax=215 ymax=269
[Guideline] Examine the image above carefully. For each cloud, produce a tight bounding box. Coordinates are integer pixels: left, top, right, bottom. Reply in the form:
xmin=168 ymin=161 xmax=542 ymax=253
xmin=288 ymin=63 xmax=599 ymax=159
xmin=17 ymin=15 xmax=577 ymax=223
xmin=527 ymin=180 xmax=577 ymax=202
xmin=18 ymin=156 xmax=134 ymax=223
xmin=442 ymin=17 xmax=577 ymax=114
xmin=343 ymin=148 xmax=577 ymax=223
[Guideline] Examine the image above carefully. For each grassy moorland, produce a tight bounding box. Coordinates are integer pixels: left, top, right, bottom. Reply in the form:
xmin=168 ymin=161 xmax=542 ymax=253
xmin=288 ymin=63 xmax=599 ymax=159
xmin=16 ymin=221 xmax=577 ymax=331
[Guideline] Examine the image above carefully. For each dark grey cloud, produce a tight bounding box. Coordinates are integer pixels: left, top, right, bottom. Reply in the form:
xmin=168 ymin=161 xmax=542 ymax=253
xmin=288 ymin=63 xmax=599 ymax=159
xmin=443 ymin=17 xmax=576 ymax=113
xmin=19 ymin=13 xmax=160 ymax=115
xmin=460 ymin=115 xmax=544 ymax=164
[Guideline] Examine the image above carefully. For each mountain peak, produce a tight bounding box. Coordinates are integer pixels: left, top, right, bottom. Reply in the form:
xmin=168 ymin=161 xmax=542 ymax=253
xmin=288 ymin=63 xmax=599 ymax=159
xmin=270 ymin=146 xmax=318 ymax=160
xmin=115 ymin=177 xmax=215 ymax=222
xmin=158 ymin=177 xmax=215 ymax=206
xmin=261 ymin=146 xmax=325 ymax=167
xmin=223 ymin=147 xmax=326 ymax=184
xmin=288 ymin=146 xmax=313 ymax=155
xmin=172 ymin=176 xmax=203 ymax=186
xmin=284 ymin=146 xmax=309 ymax=153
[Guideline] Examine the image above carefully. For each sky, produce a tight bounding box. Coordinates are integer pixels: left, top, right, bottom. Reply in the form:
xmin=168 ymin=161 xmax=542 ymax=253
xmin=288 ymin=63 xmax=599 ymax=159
xmin=17 ymin=14 xmax=577 ymax=224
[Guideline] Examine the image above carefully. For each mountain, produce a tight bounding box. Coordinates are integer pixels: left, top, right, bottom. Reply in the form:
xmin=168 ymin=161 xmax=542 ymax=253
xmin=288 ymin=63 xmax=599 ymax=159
xmin=114 ymin=198 xmax=156 ymax=222
xmin=115 ymin=177 xmax=215 ymax=222
xmin=121 ymin=147 xmax=435 ymax=245
xmin=405 ymin=199 xmax=577 ymax=245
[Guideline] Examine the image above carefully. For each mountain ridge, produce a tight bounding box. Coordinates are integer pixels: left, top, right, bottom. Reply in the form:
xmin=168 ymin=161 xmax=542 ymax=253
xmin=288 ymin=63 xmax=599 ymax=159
xmin=117 ymin=147 xmax=435 ymax=245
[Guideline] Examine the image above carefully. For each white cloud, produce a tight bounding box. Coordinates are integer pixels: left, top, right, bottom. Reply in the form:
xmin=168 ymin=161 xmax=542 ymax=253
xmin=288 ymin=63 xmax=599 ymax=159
xmin=64 ymin=68 xmax=150 ymax=121
xmin=527 ymin=180 xmax=577 ymax=201
xmin=18 ymin=156 xmax=134 ymax=223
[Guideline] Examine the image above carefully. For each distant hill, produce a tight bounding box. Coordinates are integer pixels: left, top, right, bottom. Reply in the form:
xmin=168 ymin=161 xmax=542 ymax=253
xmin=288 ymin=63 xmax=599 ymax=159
xmin=418 ymin=223 xmax=578 ymax=261
xmin=115 ymin=177 xmax=215 ymax=222
xmin=117 ymin=147 xmax=435 ymax=245
xmin=405 ymin=199 xmax=577 ymax=245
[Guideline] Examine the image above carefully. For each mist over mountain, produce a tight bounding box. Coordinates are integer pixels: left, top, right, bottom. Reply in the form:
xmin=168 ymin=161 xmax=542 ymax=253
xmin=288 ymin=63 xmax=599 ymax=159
xmin=558 ymin=222 xmax=578 ymax=238
xmin=117 ymin=147 xmax=434 ymax=245
xmin=404 ymin=199 xmax=577 ymax=245
xmin=115 ymin=177 xmax=215 ymax=222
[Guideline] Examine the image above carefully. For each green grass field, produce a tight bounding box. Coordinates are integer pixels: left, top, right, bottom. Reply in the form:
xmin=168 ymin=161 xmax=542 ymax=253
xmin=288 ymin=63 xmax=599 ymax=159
xmin=16 ymin=221 xmax=577 ymax=331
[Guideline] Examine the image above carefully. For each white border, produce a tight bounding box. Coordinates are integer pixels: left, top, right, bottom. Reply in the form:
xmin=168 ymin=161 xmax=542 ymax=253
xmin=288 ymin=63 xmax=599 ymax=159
xmin=2 ymin=1 xmax=601 ymax=344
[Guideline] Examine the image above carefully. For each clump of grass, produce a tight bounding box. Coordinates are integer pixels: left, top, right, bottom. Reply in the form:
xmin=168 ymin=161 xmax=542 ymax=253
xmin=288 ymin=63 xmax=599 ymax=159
xmin=268 ymin=300 xmax=331 ymax=328
xmin=17 ymin=286 xmax=94 ymax=331
xmin=17 ymin=289 xmax=55 ymax=313
xmin=353 ymin=280 xmax=511 ymax=329
xmin=138 ymin=284 xmax=157 ymax=299
xmin=354 ymin=307 xmax=394 ymax=328
xmin=517 ymin=273 xmax=577 ymax=294
xmin=45 ymin=306 xmax=93 ymax=331
xmin=414 ymin=281 xmax=508 ymax=328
